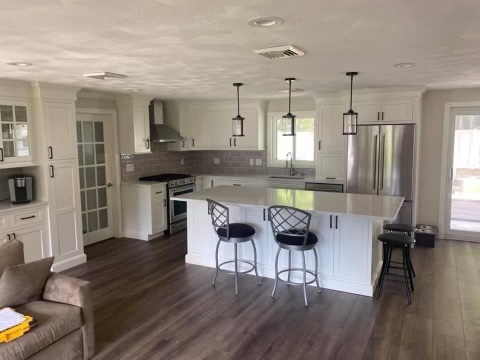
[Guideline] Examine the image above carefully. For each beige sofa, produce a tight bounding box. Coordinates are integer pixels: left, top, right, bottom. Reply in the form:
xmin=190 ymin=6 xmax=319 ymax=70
xmin=0 ymin=241 xmax=94 ymax=360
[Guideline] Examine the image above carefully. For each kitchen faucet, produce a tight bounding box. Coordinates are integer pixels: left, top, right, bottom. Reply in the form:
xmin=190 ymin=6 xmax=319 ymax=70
xmin=286 ymin=152 xmax=297 ymax=176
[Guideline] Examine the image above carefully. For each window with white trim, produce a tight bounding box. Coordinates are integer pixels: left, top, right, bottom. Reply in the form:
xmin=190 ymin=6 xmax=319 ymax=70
xmin=267 ymin=111 xmax=315 ymax=168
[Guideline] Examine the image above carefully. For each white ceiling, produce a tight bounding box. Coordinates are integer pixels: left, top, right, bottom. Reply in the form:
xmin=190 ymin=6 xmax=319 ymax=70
xmin=1 ymin=0 xmax=480 ymax=100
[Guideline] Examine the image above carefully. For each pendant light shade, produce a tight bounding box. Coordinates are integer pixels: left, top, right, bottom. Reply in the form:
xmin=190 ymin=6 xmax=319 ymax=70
xmin=282 ymin=78 xmax=296 ymax=136
xmin=343 ymin=72 xmax=358 ymax=135
xmin=232 ymin=83 xmax=245 ymax=137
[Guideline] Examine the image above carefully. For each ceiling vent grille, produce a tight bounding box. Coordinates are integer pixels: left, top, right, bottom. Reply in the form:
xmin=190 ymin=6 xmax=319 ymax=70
xmin=254 ymin=45 xmax=304 ymax=59
xmin=83 ymin=72 xmax=127 ymax=80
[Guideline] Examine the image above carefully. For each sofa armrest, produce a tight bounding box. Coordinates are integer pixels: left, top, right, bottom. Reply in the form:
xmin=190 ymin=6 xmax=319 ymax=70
xmin=42 ymin=273 xmax=95 ymax=360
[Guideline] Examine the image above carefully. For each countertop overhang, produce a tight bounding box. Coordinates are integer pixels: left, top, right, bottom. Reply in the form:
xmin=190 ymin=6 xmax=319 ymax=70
xmin=172 ymin=186 xmax=403 ymax=221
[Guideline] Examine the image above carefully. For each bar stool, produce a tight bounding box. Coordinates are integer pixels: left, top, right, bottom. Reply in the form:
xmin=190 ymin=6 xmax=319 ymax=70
xmin=268 ymin=205 xmax=321 ymax=307
xmin=376 ymin=233 xmax=415 ymax=304
xmin=383 ymin=223 xmax=416 ymax=277
xmin=207 ymin=199 xmax=261 ymax=295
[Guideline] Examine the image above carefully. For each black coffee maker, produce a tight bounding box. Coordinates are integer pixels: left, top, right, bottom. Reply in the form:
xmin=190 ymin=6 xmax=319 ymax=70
xmin=8 ymin=175 xmax=33 ymax=204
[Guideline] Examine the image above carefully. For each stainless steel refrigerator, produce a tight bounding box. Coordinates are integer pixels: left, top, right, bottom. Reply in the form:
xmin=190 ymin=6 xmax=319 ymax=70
xmin=347 ymin=124 xmax=415 ymax=225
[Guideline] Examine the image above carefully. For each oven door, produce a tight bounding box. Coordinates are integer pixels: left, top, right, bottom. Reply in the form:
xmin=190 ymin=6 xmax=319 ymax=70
xmin=169 ymin=185 xmax=196 ymax=223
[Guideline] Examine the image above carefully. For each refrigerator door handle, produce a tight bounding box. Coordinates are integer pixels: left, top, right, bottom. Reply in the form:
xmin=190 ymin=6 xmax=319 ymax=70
xmin=372 ymin=134 xmax=378 ymax=190
xmin=380 ymin=134 xmax=386 ymax=190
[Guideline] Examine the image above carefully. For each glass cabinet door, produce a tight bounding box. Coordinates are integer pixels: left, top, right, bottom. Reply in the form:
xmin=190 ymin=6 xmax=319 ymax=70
xmin=0 ymin=103 xmax=30 ymax=162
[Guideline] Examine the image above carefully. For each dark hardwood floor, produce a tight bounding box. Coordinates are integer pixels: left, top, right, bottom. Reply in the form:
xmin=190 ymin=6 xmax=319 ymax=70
xmin=63 ymin=233 xmax=480 ymax=360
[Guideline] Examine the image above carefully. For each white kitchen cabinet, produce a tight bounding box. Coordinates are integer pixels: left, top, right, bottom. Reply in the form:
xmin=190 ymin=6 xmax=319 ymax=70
xmin=13 ymin=225 xmax=49 ymax=263
xmin=354 ymin=98 xmax=413 ymax=123
xmin=190 ymin=112 xmax=209 ymax=149
xmin=0 ymin=100 xmax=35 ymax=167
xmin=116 ymin=95 xmax=153 ymax=154
xmin=231 ymin=109 xmax=261 ymax=149
xmin=317 ymin=105 xmax=347 ymax=153
xmin=121 ymin=182 xmax=168 ymax=240
xmin=208 ymin=110 xmax=233 ymax=149
xmin=48 ymin=161 xmax=84 ymax=269
xmin=45 ymin=101 xmax=77 ymax=161
xmin=316 ymin=153 xmax=346 ymax=180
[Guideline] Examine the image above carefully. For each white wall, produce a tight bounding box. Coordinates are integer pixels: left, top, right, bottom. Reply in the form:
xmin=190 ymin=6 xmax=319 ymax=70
xmin=418 ymin=88 xmax=480 ymax=227
xmin=267 ymin=97 xmax=316 ymax=112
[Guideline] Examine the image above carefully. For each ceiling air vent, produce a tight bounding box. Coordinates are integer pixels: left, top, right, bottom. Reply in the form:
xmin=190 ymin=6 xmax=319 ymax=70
xmin=83 ymin=72 xmax=127 ymax=80
xmin=254 ymin=45 xmax=304 ymax=60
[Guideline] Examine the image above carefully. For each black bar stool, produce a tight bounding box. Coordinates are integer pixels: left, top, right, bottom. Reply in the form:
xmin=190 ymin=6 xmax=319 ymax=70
xmin=207 ymin=199 xmax=261 ymax=295
xmin=376 ymin=233 xmax=415 ymax=304
xmin=268 ymin=205 xmax=321 ymax=307
xmin=383 ymin=223 xmax=416 ymax=277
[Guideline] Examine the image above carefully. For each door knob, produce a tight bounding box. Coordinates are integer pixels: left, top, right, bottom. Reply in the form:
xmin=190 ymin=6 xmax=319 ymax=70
xmin=107 ymin=183 xmax=113 ymax=187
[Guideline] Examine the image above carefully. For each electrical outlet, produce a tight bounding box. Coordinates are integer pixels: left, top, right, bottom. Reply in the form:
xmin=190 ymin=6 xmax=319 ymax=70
xmin=180 ymin=158 xmax=184 ymax=165
xmin=255 ymin=159 xmax=262 ymax=166
xmin=213 ymin=158 xmax=220 ymax=165
xmin=249 ymin=159 xmax=254 ymax=166
xmin=126 ymin=164 xmax=134 ymax=173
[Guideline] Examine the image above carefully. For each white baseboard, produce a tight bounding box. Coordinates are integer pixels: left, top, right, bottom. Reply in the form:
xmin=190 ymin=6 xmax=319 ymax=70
xmin=52 ymin=254 xmax=87 ymax=272
xmin=185 ymin=254 xmax=375 ymax=297
xmin=122 ymin=229 xmax=164 ymax=241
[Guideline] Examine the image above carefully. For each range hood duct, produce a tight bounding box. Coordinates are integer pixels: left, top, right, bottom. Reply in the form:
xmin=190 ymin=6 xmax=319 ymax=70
xmin=149 ymin=99 xmax=185 ymax=143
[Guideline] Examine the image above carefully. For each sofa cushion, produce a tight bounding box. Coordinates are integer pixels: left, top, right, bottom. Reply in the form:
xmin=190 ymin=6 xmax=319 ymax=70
xmin=0 ymin=240 xmax=24 ymax=276
xmin=0 ymin=300 xmax=83 ymax=360
xmin=0 ymin=257 xmax=54 ymax=308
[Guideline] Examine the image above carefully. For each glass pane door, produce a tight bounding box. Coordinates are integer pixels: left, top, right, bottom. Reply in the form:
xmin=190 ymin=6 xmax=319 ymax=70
xmin=447 ymin=111 xmax=480 ymax=236
xmin=0 ymin=104 xmax=30 ymax=160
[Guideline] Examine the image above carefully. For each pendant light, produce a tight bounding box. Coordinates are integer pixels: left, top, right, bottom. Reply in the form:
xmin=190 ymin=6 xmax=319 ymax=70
xmin=232 ymin=83 xmax=245 ymax=137
xmin=282 ymin=78 xmax=296 ymax=136
xmin=343 ymin=72 xmax=359 ymax=135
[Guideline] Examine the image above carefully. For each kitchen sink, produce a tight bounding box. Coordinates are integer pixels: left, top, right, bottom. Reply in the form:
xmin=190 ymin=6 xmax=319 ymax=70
xmin=268 ymin=176 xmax=306 ymax=180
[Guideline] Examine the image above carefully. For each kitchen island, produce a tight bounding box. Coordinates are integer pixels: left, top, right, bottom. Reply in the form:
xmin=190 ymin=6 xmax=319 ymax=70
xmin=172 ymin=186 xmax=404 ymax=296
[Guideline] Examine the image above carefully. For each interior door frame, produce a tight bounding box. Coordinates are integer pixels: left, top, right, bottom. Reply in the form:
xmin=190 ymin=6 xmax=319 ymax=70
xmin=439 ymin=101 xmax=480 ymax=242
xmin=76 ymin=108 xmax=123 ymax=240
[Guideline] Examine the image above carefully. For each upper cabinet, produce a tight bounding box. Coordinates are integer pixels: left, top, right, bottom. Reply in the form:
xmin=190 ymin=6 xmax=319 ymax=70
xmin=0 ymin=100 xmax=35 ymax=167
xmin=116 ymin=95 xmax=153 ymax=154
xmin=317 ymin=104 xmax=346 ymax=153
xmin=354 ymin=98 xmax=414 ymax=123
xmin=165 ymin=100 xmax=266 ymax=151
xmin=45 ymin=101 xmax=77 ymax=161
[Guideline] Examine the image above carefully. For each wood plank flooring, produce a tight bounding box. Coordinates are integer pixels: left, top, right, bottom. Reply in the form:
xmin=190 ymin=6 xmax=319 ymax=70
xmin=63 ymin=234 xmax=480 ymax=360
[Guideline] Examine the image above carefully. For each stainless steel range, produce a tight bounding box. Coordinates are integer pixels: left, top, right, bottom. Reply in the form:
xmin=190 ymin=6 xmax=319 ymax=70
xmin=138 ymin=173 xmax=196 ymax=234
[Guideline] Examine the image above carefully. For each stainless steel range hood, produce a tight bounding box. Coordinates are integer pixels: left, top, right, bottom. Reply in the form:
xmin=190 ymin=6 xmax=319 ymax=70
xmin=149 ymin=99 xmax=185 ymax=143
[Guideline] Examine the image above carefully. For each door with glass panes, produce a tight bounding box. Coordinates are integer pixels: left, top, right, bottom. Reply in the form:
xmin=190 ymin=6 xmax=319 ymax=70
xmin=0 ymin=102 xmax=32 ymax=164
xmin=76 ymin=113 xmax=115 ymax=245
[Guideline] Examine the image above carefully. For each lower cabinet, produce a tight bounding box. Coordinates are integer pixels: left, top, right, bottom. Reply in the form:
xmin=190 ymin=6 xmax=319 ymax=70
xmin=121 ymin=182 xmax=168 ymax=240
xmin=316 ymin=153 xmax=346 ymax=180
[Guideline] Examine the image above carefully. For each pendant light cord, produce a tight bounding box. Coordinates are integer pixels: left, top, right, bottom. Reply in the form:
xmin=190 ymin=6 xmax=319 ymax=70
xmin=237 ymin=85 xmax=240 ymax=116
xmin=350 ymin=74 xmax=353 ymax=110
xmin=288 ymin=79 xmax=292 ymax=113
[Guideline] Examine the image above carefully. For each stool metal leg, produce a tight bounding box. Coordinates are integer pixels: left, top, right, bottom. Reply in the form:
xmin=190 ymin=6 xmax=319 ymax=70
xmin=251 ymin=239 xmax=261 ymax=285
xmin=234 ymin=243 xmax=239 ymax=295
xmin=272 ymin=247 xmax=281 ymax=298
xmin=212 ymin=239 xmax=221 ymax=287
xmin=313 ymin=247 xmax=321 ymax=293
xmin=302 ymin=250 xmax=308 ymax=307
xmin=402 ymin=247 xmax=412 ymax=304
xmin=288 ymin=250 xmax=292 ymax=283
xmin=406 ymin=248 xmax=415 ymax=292
xmin=376 ymin=243 xmax=391 ymax=298
xmin=407 ymin=248 xmax=416 ymax=277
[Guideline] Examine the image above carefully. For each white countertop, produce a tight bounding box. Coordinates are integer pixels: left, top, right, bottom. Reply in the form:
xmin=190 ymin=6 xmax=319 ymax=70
xmin=195 ymin=174 xmax=344 ymax=184
xmin=172 ymin=186 xmax=403 ymax=220
xmin=121 ymin=180 xmax=168 ymax=186
xmin=0 ymin=200 xmax=48 ymax=215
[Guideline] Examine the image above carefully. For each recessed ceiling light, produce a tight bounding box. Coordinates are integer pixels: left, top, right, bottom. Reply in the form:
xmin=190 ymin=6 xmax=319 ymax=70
xmin=83 ymin=72 xmax=127 ymax=80
xmin=128 ymin=89 xmax=142 ymax=92
xmin=394 ymin=62 xmax=415 ymax=68
xmin=279 ymin=88 xmax=304 ymax=93
xmin=5 ymin=62 xmax=32 ymax=67
xmin=248 ymin=16 xmax=283 ymax=27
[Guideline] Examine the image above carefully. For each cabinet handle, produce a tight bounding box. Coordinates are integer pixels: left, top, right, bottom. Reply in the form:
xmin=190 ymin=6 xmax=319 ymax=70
xmin=146 ymin=139 xmax=150 ymax=149
xmin=234 ymin=138 xmax=236 ymax=147
xmin=211 ymin=180 xmax=214 ymax=187
xmin=330 ymin=215 xmax=332 ymax=229
xmin=7 ymin=234 xmax=10 ymax=240
xmin=377 ymin=112 xmax=380 ymax=121
xmin=335 ymin=216 xmax=338 ymax=229
xmin=326 ymin=177 xmax=336 ymax=180
xmin=20 ymin=215 xmax=35 ymax=220
xmin=48 ymin=146 xmax=53 ymax=159
xmin=233 ymin=184 xmax=241 ymax=186
xmin=318 ymin=141 xmax=321 ymax=151
xmin=155 ymin=191 xmax=162 ymax=194
xmin=182 ymin=141 xmax=185 ymax=148
xmin=0 ymin=148 xmax=3 ymax=162
xmin=263 ymin=209 xmax=266 ymax=221
xmin=163 ymin=199 xmax=167 ymax=207
xmin=382 ymin=112 xmax=384 ymax=121
xmin=50 ymin=165 xmax=54 ymax=178
xmin=11 ymin=233 xmax=16 ymax=239
xmin=230 ymin=138 xmax=232 ymax=147
xmin=192 ymin=139 xmax=195 ymax=147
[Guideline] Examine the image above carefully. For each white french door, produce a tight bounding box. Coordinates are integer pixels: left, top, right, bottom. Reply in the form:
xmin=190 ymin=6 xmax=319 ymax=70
xmin=76 ymin=112 xmax=115 ymax=245
xmin=444 ymin=108 xmax=480 ymax=240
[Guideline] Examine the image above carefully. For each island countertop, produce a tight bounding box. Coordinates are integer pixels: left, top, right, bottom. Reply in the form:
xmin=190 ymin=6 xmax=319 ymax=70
xmin=172 ymin=186 xmax=404 ymax=221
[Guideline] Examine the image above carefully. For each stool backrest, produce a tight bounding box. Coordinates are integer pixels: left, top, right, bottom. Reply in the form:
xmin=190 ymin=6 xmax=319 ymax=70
xmin=206 ymin=198 xmax=230 ymax=238
xmin=268 ymin=205 xmax=311 ymax=247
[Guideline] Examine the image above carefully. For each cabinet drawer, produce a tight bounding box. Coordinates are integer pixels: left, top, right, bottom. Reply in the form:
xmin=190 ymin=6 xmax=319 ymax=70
xmin=12 ymin=208 xmax=44 ymax=227
xmin=0 ymin=216 xmax=8 ymax=229
xmin=151 ymin=186 xmax=166 ymax=200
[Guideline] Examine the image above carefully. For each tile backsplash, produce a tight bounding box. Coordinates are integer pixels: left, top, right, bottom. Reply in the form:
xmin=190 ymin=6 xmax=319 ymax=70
xmin=121 ymin=143 xmax=315 ymax=181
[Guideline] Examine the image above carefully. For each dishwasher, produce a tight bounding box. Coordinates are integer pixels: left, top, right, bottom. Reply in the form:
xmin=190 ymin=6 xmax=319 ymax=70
xmin=305 ymin=182 xmax=344 ymax=193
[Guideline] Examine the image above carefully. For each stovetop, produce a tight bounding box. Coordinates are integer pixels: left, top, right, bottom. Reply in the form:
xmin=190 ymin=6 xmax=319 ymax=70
xmin=139 ymin=173 xmax=192 ymax=182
